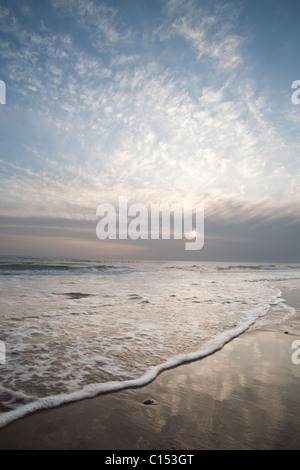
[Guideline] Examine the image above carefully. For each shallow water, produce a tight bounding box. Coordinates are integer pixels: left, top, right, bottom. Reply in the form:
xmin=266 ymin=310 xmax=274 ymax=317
xmin=0 ymin=257 xmax=299 ymax=427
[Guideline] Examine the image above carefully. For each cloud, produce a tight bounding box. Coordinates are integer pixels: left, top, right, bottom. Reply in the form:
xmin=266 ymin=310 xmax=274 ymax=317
xmin=51 ymin=0 xmax=132 ymax=48
xmin=0 ymin=0 xmax=299 ymax=261
xmin=158 ymin=0 xmax=244 ymax=70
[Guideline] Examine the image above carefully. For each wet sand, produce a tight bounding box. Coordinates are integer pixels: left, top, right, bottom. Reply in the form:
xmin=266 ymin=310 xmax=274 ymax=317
xmin=0 ymin=289 xmax=300 ymax=450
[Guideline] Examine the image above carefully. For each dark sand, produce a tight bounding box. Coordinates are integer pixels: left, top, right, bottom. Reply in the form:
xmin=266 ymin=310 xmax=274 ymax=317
xmin=0 ymin=289 xmax=300 ymax=450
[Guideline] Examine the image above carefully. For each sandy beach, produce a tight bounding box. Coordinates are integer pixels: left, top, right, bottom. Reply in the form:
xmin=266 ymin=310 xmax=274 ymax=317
xmin=1 ymin=0 xmax=300 ymax=454
xmin=0 ymin=289 xmax=299 ymax=450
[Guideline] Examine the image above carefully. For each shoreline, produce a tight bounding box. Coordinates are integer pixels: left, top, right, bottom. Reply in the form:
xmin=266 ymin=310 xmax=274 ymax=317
xmin=0 ymin=289 xmax=299 ymax=450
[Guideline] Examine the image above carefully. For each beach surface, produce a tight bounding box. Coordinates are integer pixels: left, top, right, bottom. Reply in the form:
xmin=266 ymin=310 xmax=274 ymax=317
xmin=0 ymin=289 xmax=299 ymax=450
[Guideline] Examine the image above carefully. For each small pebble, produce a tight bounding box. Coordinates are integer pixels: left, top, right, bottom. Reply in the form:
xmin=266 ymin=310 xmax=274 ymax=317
xmin=143 ymin=399 xmax=158 ymax=405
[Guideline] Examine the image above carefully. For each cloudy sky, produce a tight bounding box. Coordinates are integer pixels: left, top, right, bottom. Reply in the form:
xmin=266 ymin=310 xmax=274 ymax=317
xmin=0 ymin=0 xmax=299 ymax=261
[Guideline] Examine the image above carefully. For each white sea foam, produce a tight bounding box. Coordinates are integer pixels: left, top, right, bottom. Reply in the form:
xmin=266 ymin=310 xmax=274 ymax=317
xmin=0 ymin=317 xmax=262 ymax=429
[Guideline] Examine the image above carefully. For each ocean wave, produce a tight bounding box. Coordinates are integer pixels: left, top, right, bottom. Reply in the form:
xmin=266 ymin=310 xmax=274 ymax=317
xmin=217 ymin=264 xmax=300 ymax=272
xmin=0 ymin=257 xmax=299 ymax=430
xmin=0 ymin=262 xmax=134 ymax=276
xmin=245 ymin=276 xmax=300 ymax=283
xmin=0 ymin=318 xmax=261 ymax=430
xmin=165 ymin=265 xmax=199 ymax=270
xmin=0 ymin=263 xmax=73 ymax=272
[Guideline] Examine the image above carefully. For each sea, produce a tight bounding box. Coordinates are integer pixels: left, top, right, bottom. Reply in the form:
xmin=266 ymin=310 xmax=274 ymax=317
xmin=0 ymin=256 xmax=299 ymax=428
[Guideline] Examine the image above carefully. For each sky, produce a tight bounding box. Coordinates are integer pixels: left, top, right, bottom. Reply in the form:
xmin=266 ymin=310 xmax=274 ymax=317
xmin=0 ymin=0 xmax=299 ymax=262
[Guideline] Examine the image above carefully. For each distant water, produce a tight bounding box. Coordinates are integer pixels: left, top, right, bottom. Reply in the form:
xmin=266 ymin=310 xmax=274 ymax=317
xmin=0 ymin=257 xmax=299 ymax=428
